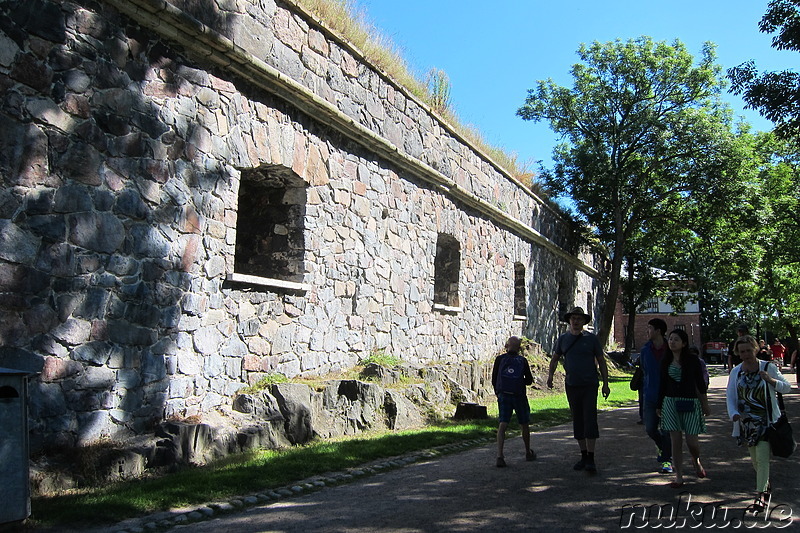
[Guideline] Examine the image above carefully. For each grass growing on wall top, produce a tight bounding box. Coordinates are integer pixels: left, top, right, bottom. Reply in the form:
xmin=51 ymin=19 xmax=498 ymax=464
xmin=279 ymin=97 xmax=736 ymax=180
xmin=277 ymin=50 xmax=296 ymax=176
xmin=291 ymin=0 xmax=543 ymax=194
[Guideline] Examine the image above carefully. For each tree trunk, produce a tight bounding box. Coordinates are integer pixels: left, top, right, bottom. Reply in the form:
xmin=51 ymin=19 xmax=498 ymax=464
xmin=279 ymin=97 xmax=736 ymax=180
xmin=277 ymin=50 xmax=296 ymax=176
xmin=598 ymin=248 xmax=624 ymax=349
xmin=598 ymin=184 xmax=627 ymax=349
xmin=625 ymin=309 xmax=638 ymax=355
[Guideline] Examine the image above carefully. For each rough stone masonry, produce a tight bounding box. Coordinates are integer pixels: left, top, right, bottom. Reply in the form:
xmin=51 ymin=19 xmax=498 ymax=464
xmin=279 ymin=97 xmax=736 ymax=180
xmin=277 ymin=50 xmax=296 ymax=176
xmin=0 ymin=0 xmax=605 ymax=456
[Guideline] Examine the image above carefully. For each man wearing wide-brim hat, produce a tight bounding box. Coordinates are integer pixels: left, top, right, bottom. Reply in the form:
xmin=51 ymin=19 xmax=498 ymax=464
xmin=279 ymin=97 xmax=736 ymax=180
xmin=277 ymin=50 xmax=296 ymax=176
xmin=547 ymin=306 xmax=610 ymax=473
xmin=562 ymin=307 xmax=591 ymax=323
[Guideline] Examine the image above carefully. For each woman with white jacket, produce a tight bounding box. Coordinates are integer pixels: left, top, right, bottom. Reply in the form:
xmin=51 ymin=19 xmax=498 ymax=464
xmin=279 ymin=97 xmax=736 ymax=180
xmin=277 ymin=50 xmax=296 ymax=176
xmin=726 ymin=335 xmax=792 ymax=513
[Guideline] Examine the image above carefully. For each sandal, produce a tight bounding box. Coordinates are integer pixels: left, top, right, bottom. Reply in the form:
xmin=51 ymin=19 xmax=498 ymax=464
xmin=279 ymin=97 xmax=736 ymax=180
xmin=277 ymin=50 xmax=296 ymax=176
xmin=745 ymin=493 xmax=769 ymax=514
xmin=693 ymin=459 xmax=706 ymax=478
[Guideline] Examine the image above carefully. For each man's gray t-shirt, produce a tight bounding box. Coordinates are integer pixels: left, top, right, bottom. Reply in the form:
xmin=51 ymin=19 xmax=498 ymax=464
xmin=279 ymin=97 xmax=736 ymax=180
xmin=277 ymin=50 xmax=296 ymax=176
xmin=553 ymin=332 xmax=603 ymax=387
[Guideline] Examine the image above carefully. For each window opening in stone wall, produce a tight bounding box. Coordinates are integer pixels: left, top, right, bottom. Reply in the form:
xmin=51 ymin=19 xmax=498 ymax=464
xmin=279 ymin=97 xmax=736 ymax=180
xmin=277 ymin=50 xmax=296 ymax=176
xmin=232 ymin=165 xmax=308 ymax=288
xmin=586 ymin=291 xmax=593 ymax=316
xmin=514 ymin=263 xmax=526 ymax=318
xmin=433 ymin=233 xmax=460 ymax=310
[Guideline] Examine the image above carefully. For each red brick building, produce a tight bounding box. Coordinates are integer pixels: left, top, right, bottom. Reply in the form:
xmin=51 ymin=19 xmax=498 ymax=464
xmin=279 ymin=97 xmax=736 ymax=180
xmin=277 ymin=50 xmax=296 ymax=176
xmin=613 ymin=290 xmax=702 ymax=354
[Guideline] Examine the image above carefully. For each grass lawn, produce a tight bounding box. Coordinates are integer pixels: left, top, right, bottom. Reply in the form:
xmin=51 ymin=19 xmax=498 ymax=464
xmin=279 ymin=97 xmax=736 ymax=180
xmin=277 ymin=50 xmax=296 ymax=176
xmin=30 ymin=373 xmax=637 ymax=528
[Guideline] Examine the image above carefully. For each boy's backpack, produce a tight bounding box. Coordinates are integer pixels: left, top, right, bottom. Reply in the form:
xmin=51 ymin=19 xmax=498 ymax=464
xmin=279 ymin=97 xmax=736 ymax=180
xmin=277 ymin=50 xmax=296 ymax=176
xmin=497 ymin=354 xmax=526 ymax=395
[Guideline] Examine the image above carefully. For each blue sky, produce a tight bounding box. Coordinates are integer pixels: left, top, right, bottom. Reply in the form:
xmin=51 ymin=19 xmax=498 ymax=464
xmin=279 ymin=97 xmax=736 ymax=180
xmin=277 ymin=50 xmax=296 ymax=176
xmin=358 ymin=1 xmax=795 ymax=171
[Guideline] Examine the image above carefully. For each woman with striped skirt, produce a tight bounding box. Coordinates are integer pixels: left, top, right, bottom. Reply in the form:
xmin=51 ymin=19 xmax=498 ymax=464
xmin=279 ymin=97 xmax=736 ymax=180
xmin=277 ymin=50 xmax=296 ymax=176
xmin=657 ymin=329 xmax=710 ymax=488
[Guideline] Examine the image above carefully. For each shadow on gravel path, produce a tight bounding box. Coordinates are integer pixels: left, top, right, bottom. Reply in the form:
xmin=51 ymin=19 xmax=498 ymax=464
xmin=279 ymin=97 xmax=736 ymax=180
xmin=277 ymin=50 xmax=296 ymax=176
xmin=139 ymin=373 xmax=800 ymax=532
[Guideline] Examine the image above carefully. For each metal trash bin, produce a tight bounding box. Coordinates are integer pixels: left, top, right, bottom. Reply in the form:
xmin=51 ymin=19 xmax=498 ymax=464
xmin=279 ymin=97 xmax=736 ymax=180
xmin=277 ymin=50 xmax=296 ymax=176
xmin=0 ymin=367 xmax=34 ymax=524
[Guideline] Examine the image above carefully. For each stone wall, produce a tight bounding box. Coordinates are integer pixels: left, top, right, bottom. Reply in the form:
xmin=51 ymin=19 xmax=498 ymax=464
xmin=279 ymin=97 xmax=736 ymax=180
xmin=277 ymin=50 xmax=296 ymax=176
xmin=0 ymin=0 xmax=605 ymax=452
xmin=30 ymin=360 xmax=490 ymax=494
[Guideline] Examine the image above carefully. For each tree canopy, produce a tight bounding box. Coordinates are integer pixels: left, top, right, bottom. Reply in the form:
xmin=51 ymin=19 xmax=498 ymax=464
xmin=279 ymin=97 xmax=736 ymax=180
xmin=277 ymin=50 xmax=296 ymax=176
xmin=730 ymin=132 xmax=800 ymax=346
xmin=721 ymin=0 xmax=800 ymax=348
xmin=729 ymin=0 xmax=800 ymax=139
xmin=637 ymin=128 xmax=800 ymax=351
xmin=518 ymin=37 xmax=746 ymax=347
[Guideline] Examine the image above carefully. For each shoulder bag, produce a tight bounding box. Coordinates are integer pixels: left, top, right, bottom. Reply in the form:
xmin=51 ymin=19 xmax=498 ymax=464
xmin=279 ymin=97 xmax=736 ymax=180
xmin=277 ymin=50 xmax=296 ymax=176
xmin=629 ymin=365 xmax=643 ymax=391
xmin=764 ymin=363 xmax=796 ymax=458
xmin=558 ymin=332 xmax=583 ymax=357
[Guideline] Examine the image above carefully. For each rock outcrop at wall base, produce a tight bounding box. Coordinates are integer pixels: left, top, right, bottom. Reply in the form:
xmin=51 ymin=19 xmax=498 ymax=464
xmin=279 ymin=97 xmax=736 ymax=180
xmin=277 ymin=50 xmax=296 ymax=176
xmin=29 ymin=360 xmax=492 ymax=495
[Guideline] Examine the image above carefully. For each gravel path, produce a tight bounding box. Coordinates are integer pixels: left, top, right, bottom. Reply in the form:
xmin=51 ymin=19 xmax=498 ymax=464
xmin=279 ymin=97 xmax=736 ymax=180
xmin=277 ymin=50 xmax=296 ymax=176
xmin=102 ymin=372 xmax=800 ymax=532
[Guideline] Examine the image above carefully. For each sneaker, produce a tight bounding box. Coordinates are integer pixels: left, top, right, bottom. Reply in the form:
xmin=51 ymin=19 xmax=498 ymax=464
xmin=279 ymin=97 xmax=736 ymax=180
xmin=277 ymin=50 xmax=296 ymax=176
xmin=585 ymin=460 xmax=597 ymax=473
xmin=573 ymin=458 xmax=586 ymax=471
xmin=496 ymin=457 xmax=506 ymax=468
xmin=526 ymin=449 xmax=537 ymax=461
xmin=660 ymin=462 xmax=674 ymax=474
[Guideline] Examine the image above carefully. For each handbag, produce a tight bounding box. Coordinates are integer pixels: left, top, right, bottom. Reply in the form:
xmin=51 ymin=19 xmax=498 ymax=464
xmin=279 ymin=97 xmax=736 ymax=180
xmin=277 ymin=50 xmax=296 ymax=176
xmin=764 ymin=362 xmax=796 ymax=458
xmin=766 ymin=415 xmax=796 ymax=458
xmin=629 ymin=366 xmax=643 ymax=391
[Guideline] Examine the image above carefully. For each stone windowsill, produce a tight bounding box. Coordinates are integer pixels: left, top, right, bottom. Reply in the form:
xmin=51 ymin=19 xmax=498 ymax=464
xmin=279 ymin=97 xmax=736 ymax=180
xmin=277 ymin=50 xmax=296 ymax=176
xmin=226 ymin=273 xmax=312 ymax=292
xmin=433 ymin=303 xmax=462 ymax=314
xmin=512 ymin=314 xmax=527 ymax=321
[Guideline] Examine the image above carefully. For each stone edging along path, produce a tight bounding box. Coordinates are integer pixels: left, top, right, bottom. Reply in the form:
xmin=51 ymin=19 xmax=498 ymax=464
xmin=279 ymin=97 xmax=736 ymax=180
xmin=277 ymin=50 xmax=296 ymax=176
xmin=86 ymin=370 xmax=800 ymax=532
xmin=99 ymin=437 xmax=496 ymax=533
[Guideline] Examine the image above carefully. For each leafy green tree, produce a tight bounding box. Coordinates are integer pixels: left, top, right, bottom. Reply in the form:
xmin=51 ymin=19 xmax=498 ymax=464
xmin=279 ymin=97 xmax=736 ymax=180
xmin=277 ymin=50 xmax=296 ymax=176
xmin=518 ymin=37 xmax=744 ymax=347
xmin=666 ymin=131 xmax=800 ymax=351
xmin=622 ymin=210 xmax=718 ymax=354
xmin=723 ymin=0 xmax=800 ymax=345
xmin=729 ymin=0 xmax=800 ymax=139
xmin=644 ymin=127 xmax=774 ymax=345
xmin=747 ymin=133 xmax=800 ymax=350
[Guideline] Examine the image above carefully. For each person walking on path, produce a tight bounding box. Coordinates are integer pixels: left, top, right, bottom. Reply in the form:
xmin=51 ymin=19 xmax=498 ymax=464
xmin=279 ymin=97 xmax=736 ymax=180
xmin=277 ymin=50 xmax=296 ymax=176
xmin=640 ymin=318 xmax=673 ymax=474
xmin=656 ymin=329 xmax=709 ymax=489
xmin=491 ymin=335 xmax=536 ymax=467
xmin=104 ymin=373 xmax=800 ymax=533
xmin=726 ymin=334 xmax=793 ymax=513
xmin=771 ymin=338 xmax=786 ymax=366
xmin=756 ymin=339 xmax=772 ymax=362
xmin=546 ymin=306 xmax=610 ymax=473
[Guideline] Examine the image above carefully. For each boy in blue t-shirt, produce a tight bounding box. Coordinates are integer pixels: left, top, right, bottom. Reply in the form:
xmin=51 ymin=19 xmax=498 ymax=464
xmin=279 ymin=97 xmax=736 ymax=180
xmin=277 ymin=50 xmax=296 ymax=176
xmin=491 ymin=336 xmax=536 ymax=467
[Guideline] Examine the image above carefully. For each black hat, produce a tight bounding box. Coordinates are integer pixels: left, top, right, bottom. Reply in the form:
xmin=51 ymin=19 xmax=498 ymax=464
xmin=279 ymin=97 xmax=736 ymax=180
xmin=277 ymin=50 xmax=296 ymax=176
xmin=562 ymin=306 xmax=591 ymax=323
